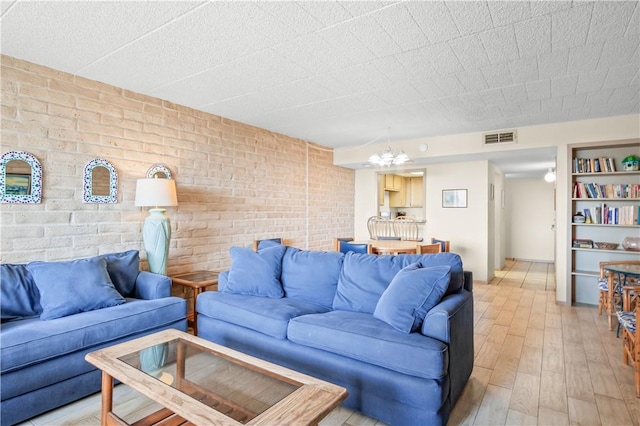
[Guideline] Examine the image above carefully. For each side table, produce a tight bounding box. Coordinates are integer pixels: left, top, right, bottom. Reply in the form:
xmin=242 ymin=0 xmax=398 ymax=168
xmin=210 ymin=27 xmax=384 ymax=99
xmin=171 ymin=270 xmax=219 ymax=335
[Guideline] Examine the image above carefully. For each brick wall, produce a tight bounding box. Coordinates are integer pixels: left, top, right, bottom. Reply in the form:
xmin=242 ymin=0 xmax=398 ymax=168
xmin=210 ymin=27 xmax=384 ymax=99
xmin=0 ymin=55 xmax=355 ymax=273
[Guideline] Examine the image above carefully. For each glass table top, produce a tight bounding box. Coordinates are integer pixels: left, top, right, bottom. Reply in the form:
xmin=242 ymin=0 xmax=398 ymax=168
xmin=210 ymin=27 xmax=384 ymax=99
xmin=604 ymin=264 xmax=640 ymax=277
xmin=118 ymin=338 xmax=301 ymax=424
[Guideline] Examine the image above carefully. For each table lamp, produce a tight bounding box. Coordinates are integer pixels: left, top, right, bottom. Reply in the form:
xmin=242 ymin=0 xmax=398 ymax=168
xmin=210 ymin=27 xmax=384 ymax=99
xmin=135 ymin=178 xmax=178 ymax=275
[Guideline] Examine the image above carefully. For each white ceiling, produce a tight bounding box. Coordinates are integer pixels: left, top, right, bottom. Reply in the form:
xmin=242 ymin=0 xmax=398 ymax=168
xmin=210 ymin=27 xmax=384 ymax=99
xmin=1 ymin=1 xmax=639 ymax=176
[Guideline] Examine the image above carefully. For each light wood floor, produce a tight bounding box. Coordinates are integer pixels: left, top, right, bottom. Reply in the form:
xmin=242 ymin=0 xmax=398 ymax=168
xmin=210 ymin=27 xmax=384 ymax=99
xmin=18 ymin=260 xmax=639 ymax=426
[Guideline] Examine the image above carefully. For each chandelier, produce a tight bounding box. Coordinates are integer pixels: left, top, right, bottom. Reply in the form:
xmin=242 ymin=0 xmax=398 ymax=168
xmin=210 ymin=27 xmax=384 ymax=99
xmin=368 ymin=146 xmax=410 ymax=167
xmin=368 ymin=128 xmax=409 ymax=167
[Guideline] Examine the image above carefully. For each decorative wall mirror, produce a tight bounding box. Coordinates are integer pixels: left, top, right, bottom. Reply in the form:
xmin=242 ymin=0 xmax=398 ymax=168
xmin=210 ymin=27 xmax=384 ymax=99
xmin=83 ymin=159 xmax=118 ymax=203
xmin=0 ymin=151 xmax=42 ymax=204
xmin=146 ymin=164 xmax=173 ymax=179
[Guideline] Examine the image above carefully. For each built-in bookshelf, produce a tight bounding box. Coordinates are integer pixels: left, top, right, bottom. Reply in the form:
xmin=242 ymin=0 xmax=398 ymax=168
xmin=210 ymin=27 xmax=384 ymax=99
xmin=569 ymin=140 xmax=640 ymax=306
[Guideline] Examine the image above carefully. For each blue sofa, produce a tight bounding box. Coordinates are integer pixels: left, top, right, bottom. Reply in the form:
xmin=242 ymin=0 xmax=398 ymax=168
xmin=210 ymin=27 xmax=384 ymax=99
xmin=196 ymin=245 xmax=473 ymax=426
xmin=0 ymin=250 xmax=187 ymax=425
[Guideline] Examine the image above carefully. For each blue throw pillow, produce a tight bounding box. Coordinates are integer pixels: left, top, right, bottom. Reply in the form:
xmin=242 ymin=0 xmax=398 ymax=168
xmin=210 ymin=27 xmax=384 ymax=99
xmin=224 ymin=244 xmax=286 ymax=298
xmin=26 ymin=257 xmax=126 ymax=320
xmin=1 ymin=264 xmax=42 ymax=321
xmin=280 ymin=247 xmax=344 ymax=309
xmin=333 ymin=252 xmax=408 ymax=314
xmin=373 ymin=263 xmax=451 ymax=333
xmin=97 ymin=250 xmax=140 ymax=297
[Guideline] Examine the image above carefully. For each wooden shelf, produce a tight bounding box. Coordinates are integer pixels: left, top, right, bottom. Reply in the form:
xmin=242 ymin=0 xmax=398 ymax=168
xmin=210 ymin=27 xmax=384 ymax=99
xmin=572 ymin=198 xmax=640 ymax=201
xmin=572 ymin=247 xmax=640 ymax=254
xmin=572 ymin=171 xmax=640 ymax=177
xmin=572 ymin=270 xmax=599 ymax=277
xmin=571 ymin=223 xmax=640 ymax=228
xmin=569 ymin=140 xmax=640 ymax=306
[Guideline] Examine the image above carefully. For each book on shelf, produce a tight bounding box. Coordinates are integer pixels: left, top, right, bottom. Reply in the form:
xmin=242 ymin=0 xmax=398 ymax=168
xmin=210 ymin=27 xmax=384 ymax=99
xmin=572 ymin=182 xmax=640 ymax=199
xmin=572 ymin=239 xmax=594 ymax=248
xmin=573 ymin=157 xmax=617 ymax=173
xmin=581 ymin=204 xmax=638 ymax=225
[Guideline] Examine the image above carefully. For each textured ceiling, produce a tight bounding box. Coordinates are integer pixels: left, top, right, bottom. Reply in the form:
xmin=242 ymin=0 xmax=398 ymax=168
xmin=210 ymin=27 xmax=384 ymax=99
xmin=1 ymin=1 xmax=639 ymax=163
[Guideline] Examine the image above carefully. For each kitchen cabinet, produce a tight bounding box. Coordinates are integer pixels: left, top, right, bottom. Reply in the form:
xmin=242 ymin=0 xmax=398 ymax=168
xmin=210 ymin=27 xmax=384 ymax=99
xmin=408 ymin=177 xmax=423 ymax=207
xmin=384 ymin=174 xmax=402 ymax=192
xmin=569 ymin=140 xmax=640 ymax=305
xmin=390 ymin=176 xmax=423 ymax=208
xmin=389 ymin=178 xmax=406 ymax=207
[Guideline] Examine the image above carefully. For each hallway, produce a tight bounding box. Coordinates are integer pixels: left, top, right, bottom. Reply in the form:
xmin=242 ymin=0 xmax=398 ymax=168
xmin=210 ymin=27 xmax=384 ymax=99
xmin=490 ymin=259 xmax=556 ymax=291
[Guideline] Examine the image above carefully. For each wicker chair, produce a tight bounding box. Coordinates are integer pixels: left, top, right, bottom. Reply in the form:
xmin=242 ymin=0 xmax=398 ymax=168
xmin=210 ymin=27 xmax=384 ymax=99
xmin=618 ymin=286 xmax=640 ymax=397
xmin=599 ymin=260 xmax=640 ymax=331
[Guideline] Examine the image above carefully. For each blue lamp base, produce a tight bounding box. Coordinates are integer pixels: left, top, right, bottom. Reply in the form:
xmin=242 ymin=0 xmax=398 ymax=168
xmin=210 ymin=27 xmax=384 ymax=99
xmin=142 ymin=208 xmax=171 ymax=275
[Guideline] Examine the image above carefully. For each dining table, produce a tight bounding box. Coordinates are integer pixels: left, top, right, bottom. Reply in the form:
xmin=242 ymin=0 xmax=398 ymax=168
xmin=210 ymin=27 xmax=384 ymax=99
xmin=352 ymin=239 xmax=420 ymax=255
xmin=604 ymin=263 xmax=640 ymax=331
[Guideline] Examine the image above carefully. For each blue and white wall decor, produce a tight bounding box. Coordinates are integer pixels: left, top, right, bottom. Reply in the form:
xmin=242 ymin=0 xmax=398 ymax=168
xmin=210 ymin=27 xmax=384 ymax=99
xmin=0 ymin=151 xmax=42 ymax=204
xmin=83 ymin=158 xmax=118 ymax=203
xmin=146 ymin=163 xmax=173 ymax=179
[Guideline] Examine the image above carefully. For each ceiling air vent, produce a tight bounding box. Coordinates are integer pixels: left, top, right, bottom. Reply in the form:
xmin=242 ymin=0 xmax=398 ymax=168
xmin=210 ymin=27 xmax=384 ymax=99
xmin=483 ymin=130 xmax=517 ymax=145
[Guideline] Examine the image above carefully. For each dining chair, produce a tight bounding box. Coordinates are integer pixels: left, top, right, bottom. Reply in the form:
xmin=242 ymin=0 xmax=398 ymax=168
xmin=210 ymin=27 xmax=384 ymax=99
xmin=369 ymin=217 xmax=396 ymax=240
xmin=339 ymin=241 xmax=372 ymax=254
xmin=417 ymin=243 xmax=442 ymax=254
xmin=367 ymin=216 xmax=382 ymax=239
xmin=618 ymin=287 xmax=640 ymax=397
xmin=393 ymin=217 xmax=422 ymax=241
xmin=430 ymin=237 xmax=450 ymax=252
xmin=332 ymin=237 xmax=354 ymax=251
xmin=599 ymin=260 xmax=640 ymax=333
xmin=598 ymin=260 xmax=622 ymax=317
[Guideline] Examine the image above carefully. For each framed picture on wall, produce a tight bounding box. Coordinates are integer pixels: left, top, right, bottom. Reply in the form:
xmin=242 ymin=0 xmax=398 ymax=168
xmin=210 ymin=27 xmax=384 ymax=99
xmin=442 ymin=189 xmax=467 ymax=208
xmin=5 ymin=173 xmax=31 ymax=195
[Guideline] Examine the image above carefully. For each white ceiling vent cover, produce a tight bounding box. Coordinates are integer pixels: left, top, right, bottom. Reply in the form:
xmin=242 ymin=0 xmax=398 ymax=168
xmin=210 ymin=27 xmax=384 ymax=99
xmin=483 ymin=130 xmax=517 ymax=145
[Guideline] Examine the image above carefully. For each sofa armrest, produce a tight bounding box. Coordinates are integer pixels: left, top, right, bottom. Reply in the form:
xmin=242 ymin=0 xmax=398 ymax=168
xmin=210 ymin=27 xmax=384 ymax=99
xmin=134 ymin=271 xmax=171 ymax=300
xmin=421 ymin=289 xmax=474 ymax=405
xmin=421 ymin=290 xmax=473 ymax=343
xmin=463 ymin=271 xmax=473 ymax=292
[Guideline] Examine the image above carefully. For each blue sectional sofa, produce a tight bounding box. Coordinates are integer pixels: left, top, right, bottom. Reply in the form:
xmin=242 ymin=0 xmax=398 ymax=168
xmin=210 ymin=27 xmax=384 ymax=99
xmin=0 ymin=250 xmax=187 ymax=425
xmin=196 ymin=245 xmax=473 ymax=426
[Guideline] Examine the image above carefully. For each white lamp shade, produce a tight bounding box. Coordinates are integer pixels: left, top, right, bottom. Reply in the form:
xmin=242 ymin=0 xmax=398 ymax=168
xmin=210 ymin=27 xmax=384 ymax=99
xmin=135 ymin=179 xmax=178 ymax=207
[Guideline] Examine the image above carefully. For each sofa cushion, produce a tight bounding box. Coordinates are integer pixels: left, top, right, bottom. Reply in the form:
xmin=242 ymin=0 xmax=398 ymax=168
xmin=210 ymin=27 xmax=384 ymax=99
xmin=333 ymin=253 xmax=464 ymax=314
xmin=196 ymin=291 xmax=329 ymax=339
xmin=404 ymin=253 xmax=464 ymax=295
xmin=332 ymin=253 xmax=410 ymax=314
xmin=1 ymin=264 xmax=42 ymax=321
xmin=97 ymin=250 xmax=140 ymax=297
xmin=26 ymin=257 xmax=125 ymax=320
xmin=0 ymin=297 xmax=186 ymax=379
xmin=374 ymin=263 xmax=451 ymax=333
xmin=280 ymin=247 xmax=344 ymax=309
xmin=287 ymin=310 xmax=448 ymax=380
xmin=224 ymin=245 xmax=286 ymax=298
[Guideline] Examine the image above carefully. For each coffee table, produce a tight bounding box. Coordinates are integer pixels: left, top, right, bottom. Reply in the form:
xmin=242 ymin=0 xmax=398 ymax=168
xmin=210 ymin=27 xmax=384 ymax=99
xmin=85 ymin=329 xmax=347 ymax=425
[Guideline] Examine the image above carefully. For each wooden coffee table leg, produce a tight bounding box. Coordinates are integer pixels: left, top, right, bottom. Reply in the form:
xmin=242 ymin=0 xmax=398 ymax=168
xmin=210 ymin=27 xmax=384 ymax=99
xmin=101 ymin=371 xmax=113 ymax=426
